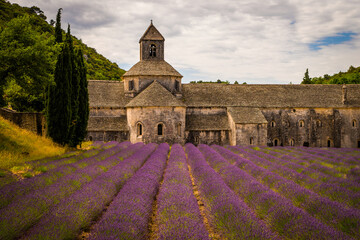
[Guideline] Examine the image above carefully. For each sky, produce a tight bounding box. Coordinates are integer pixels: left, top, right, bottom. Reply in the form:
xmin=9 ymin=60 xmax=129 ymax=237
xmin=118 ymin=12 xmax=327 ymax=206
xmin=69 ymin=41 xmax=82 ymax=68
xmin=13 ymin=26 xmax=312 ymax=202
xmin=8 ymin=0 xmax=360 ymax=84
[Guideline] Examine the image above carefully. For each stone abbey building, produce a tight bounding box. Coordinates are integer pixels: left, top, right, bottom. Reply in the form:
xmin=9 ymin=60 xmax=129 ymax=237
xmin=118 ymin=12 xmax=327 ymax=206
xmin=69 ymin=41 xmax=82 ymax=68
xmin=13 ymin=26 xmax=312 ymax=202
xmin=87 ymin=22 xmax=360 ymax=148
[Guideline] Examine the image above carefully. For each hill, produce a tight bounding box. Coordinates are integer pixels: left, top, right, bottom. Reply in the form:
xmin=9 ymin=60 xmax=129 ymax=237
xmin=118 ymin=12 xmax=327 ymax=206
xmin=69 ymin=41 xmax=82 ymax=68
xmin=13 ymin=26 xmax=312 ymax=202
xmin=0 ymin=0 xmax=125 ymax=81
xmin=302 ymin=65 xmax=360 ymax=84
xmin=0 ymin=116 xmax=65 ymax=181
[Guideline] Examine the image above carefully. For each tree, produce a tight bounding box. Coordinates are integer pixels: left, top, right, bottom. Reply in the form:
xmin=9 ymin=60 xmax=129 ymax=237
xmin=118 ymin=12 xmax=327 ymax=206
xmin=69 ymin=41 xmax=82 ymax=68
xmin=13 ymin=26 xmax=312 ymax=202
xmin=234 ymin=81 xmax=239 ymax=84
xmin=73 ymin=49 xmax=89 ymax=147
xmin=301 ymin=68 xmax=312 ymax=84
xmin=0 ymin=15 xmax=59 ymax=111
xmin=66 ymin=25 xmax=80 ymax=147
xmin=55 ymin=8 xmax=62 ymax=43
xmin=46 ymin=40 xmax=72 ymax=145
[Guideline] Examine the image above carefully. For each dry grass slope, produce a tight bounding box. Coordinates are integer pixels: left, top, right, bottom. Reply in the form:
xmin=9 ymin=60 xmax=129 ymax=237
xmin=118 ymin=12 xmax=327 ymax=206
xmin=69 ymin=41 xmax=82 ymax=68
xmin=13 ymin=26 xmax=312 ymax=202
xmin=0 ymin=116 xmax=66 ymax=171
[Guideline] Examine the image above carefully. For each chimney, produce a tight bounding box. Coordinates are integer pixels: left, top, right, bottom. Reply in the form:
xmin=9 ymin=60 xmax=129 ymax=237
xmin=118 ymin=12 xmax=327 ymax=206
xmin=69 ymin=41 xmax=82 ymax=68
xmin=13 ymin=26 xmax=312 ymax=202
xmin=342 ymin=84 xmax=347 ymax=104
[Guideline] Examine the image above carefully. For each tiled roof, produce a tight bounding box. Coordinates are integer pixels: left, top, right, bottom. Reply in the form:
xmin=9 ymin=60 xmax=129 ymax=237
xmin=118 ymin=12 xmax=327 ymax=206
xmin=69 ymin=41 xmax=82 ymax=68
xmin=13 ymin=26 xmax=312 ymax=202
xmin=122 ymin=60 xmax=182 ymax=77
xmin=139 ymin=22 xmax=165 ymax=42
xmin=88 ymin=80 xmax=130 ymax=108
xmin=186 ymin=114 xmax=230 ymax=131
xmin=125 ymin=81 xmax=186 ymax=107
xmin=228 ymin=107 xmax=267 ymax=124
xmin=87 ymin=116 xmax=128 ymax=131
xmin=182 ymin=84 xmax=360 ymax=108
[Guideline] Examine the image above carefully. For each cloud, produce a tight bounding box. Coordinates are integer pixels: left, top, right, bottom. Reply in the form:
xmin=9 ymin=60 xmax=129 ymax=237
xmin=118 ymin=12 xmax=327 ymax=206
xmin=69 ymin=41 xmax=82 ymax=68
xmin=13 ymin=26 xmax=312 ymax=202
xmin=8 ymin=0 xmax=360 ymax=83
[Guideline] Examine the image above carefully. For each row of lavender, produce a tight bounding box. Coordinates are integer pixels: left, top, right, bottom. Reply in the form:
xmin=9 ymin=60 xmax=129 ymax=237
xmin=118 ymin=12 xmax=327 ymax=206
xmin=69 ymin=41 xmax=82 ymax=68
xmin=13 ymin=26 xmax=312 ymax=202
xmin=236 ymin=146 xmax=360 ymax=208
xmin=216 ymin=145 xmax=360 ymax=239
xmin=1 ymin=143 xmax=359 ymax=239
xmin=0 ymin=141 xmax=147 ymax=239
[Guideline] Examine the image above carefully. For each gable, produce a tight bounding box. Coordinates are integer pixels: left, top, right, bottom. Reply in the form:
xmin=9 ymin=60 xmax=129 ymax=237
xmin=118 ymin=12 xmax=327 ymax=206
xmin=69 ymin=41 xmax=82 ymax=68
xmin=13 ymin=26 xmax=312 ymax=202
xmin=139 ymin=23 xmax=165 ymax=42
xmin=125 ymin=81 xmax=186 ymax=107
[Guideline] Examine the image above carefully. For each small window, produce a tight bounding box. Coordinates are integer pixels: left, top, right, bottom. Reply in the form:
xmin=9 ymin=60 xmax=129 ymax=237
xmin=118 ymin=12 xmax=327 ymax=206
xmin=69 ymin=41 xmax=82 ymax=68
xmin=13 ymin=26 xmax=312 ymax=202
xmin=271 ymin=121 xmax=276 ymax=127
xmin=177 ymin=123 xmax=181 ymax=136
xmin=137 ymin=123 xmax=143 ymax=136
xmin=150 ymin=44 xmax=156 ymax=57
xmin=358 ymin=140 xmax=360 ymax=148
xmin=327 ymin=139 xmax=333 ymax=148
xmin=250 ymin=137 xmax=254 ymax=145
xmin=89 ymin=136 xmax=93 ymax=141
xmin=175 ymin=80 xmax=180 ymax=91
xmin=299 ymin=120 xmax=305 ymax=128
xmin=273 ymin=138 xmax=279 ymax=146
xmin=352 ymin=119 xmax=358 ymax=128
xmin=194 ymin=136 xmax=199 ymax=144
xmin=129 ymin=80 xmax=134 ymax=91
xmin=316 ymin=120 xmax=322 ymax=127
xmin=157 ymin=123 xmax=164 ymax=136
xmin=289 ymin=138 xmax=295 ymax=146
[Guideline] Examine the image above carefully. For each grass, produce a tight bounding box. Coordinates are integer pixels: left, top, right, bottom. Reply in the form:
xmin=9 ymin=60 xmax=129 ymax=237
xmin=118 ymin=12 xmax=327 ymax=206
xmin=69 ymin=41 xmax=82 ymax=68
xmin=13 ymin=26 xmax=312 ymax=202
xmin=0 ymin=116 xmax=66 ymax=175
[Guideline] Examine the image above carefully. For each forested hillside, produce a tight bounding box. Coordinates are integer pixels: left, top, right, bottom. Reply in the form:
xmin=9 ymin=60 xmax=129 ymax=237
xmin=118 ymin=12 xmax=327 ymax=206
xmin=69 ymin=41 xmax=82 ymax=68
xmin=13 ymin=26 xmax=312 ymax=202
xmin=0 ymin=0 xmax=125 ymax=81
xmin=0 ymin=0 xmax=125 ymax=112
xmin=301 ymin=65 xmax=360 ymax=84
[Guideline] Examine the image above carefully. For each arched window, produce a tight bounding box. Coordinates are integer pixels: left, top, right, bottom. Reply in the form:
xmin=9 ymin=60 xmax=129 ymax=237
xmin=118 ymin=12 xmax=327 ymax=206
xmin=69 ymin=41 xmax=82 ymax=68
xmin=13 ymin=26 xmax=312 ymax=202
xmin=149 ymin=44 xmax=156 ymax=57
xmin=137 ymin=122 xmax=143 ymax=136
xmin=89 ymin=136 xmax=93 ymax=141
xmin=129 ymin=80 xmax=134 ymax=91
xmin=273 ymin=138 xmax=279 ymax=147
xmin=157 ymin=123 xmax=164 ymax=136
xmin=299 ymin=120 xmax=305 ymax=127
xmin=177 ymin=123 xmax=181 ymax=136
xmin=352 ymin=119 xmax=358 ymax=128
xmin=175 ymin=80 xmax=180 ymax=91
xmin=271 ymin=121 xmax=276 ymax=127
xmin=289 ymin=138 xmax=295 ymax=146
xmin=250 ymin=137 xmax=254 ymax=145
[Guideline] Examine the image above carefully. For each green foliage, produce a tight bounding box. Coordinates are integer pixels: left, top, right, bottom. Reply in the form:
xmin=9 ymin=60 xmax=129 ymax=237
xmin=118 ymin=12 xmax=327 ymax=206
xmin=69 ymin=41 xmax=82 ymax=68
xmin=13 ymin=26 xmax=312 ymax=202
xmin=301 ymin=66 xmax=360 ymax=84
xmin=301 ymin=68 xmax=312 ymax=84
xmin=190 ymin=79 xmax=230 ymax=84
xmin=47 ymin=42 xmax=72 ymax=146
xmin=55 ymin=8 xmax=62 ymax=43
xmin=0 ymin=1 xmax=125 ymax=112
xmin=73 ymin=49 xmax=89 ymax=147
xmin=0 ymin=14 xmax=59 ymax=112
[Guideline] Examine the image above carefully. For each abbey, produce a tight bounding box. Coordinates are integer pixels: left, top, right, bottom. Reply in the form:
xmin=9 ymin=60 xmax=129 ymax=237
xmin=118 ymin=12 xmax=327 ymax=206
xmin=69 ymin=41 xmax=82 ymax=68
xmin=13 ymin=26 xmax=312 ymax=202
xmin=87 ymin=22 xmax=360 ymax=148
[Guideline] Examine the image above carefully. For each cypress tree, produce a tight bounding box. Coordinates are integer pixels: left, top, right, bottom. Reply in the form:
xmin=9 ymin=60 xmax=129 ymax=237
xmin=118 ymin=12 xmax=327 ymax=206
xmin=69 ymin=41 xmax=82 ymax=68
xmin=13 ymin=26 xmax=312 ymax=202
xmin=55 ymin=8 xmax=63 ymax=43
xmin=66 ymin=25 xmax=80 ymax=147
xmin=73 ymin=49 xmax=89 ymax=147
xmin=46 ymin=41 xmax=72 ymax=145
xmin=301 ymin=68 xmax=312 ymax=84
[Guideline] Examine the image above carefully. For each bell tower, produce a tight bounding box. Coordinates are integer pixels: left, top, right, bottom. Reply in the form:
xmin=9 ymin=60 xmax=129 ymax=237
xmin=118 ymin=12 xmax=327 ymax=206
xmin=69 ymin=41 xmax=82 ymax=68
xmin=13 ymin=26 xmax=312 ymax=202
xmin=139 ymin=20 xmax=165 ymax=61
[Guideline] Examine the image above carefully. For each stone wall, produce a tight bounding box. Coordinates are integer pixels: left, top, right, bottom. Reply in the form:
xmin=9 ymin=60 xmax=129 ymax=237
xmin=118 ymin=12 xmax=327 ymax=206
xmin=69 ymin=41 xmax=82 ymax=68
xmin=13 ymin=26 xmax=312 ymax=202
xmin=261 ymin=108 xmax=360 ymax=148
xmin=86 ymin=131 xmax=129 ymax=142
xmin=185 ymin=130 xmax=230 ymax=145
xmin=0 ymin=108 xmax=45 ymax=135
xmin=127 ymin=106 xmax=186 ymax=144
xmin=235 ymin=123 xmax=267 ymax=146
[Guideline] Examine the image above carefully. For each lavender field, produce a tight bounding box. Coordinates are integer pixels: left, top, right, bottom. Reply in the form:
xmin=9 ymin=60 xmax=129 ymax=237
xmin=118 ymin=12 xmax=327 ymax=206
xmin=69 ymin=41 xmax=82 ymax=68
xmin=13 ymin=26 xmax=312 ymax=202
xmin=0 ymin=142 xmax=359 ymax=240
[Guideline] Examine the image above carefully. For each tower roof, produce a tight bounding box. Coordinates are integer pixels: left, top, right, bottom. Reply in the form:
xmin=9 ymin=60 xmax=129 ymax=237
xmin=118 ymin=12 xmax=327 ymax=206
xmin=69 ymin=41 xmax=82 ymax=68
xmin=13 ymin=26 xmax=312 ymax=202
xmin=139 ymin=21 xmax=165 ymax=42
xmin=122 ymin=60 xmax=182 ymax=77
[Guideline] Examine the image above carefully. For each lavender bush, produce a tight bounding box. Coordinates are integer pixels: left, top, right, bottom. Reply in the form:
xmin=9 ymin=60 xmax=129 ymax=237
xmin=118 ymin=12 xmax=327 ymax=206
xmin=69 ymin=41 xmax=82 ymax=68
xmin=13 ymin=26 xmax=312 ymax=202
xmin=89 ymin=143 xmax=168 ymax=240
xmin=0 ymin=142 xmax=130 ymax=209
xmin=155 ymin=144 xmax=209 ymax=240
xmin=185 ymin=143 xmax=278 ymax=240
xmin=213 ymin=145 xmax=360 ymax=238
xmin=23 ymin=143 xmax=158 ymax=240
xmin=199 ymin=144 xmax=349 ymax=239
xmin=0 ymin=142 xmax=144 ymax=239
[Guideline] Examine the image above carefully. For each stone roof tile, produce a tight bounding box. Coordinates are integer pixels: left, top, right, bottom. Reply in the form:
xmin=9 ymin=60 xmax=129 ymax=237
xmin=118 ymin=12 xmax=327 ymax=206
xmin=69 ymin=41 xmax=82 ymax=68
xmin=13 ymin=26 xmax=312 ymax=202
xmin=122 ymin=60 xmax=182 ymax=77
xmin=125 ymin=81 xmax=186 ymax=107
xmin=139 ymin=22 xmax=165 ymax=42
xmin=182 ymin=84 xmax=360 ymax=108
xmin=87 ymin=116 xmax=128 ymax=131
xmin=88 ymin=80 xmax=130 ymax=108
xmin=186 ymin=114 xmax=230 ymax=131
xmin=228 ymin=107 xmax=267 ymax=124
